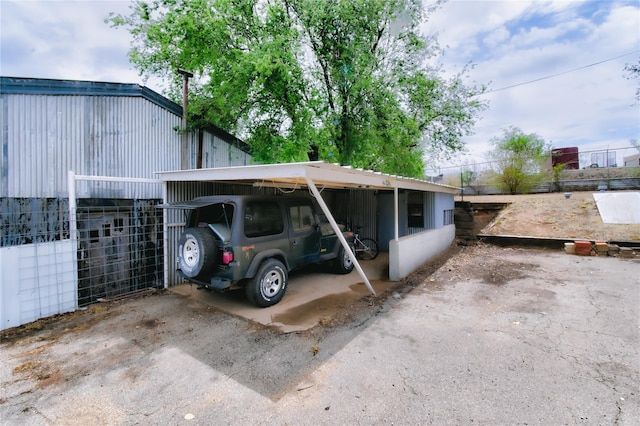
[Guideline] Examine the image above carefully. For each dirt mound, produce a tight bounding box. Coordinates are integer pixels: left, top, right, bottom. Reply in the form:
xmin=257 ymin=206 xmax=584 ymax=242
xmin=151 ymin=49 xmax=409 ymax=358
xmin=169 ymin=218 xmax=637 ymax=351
xmin=463 ymin=191 xmax=639 ymax=242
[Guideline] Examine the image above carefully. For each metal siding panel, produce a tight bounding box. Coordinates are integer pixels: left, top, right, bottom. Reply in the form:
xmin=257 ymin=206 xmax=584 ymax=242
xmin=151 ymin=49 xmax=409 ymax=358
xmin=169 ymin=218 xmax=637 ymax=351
xmin=198 ymin=132 xmax=250 ymax=169
xmin=329 ymin=189 xmax=377 ymax=239
xmin=425 ymin=192 xmax=435 ymax=229
xmin=1 ymin=95 xmax=7 ymax=197
xmin=4 ymin=92 xmax=250 ymax=199
xmin=213 ymin=134 xmax=230 ymax=167
xmin=5 ymin=94 xmax=191 ymax=198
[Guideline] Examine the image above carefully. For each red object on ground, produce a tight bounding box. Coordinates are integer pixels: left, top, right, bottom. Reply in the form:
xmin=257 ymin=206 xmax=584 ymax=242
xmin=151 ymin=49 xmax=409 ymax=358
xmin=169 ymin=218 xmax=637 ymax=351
xmin=574 ymin=240 xmax=592 ymax=256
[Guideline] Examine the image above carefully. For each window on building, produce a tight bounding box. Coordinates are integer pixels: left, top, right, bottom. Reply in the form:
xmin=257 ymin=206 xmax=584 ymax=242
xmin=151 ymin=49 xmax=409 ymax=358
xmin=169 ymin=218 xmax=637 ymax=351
xmin=443 ymin=209 xmax=454 ymax=226
xmin=408 ymin=192 xmax=424 ymax=228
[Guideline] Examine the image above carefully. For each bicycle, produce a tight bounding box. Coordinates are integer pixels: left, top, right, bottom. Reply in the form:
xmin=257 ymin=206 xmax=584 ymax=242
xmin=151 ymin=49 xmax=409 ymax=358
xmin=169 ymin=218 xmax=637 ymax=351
xmin=352 ymin=226 xmax=379 ymax=260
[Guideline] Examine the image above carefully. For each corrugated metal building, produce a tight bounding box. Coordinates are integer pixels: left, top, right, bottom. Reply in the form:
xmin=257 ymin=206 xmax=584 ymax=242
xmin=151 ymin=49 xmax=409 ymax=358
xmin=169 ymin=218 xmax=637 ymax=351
xmin=1 ymin=77 xmax=250 ymax=198
xmin=0 ymin=77 xmax=252 ymax=330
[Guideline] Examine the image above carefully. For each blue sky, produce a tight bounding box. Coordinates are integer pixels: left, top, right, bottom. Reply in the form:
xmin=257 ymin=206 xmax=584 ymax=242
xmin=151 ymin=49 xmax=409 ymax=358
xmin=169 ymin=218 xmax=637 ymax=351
xmin=424 ymin=0 xmax=639 ymax=170
xmin=1 ymin=0 xmax=639 ymax=171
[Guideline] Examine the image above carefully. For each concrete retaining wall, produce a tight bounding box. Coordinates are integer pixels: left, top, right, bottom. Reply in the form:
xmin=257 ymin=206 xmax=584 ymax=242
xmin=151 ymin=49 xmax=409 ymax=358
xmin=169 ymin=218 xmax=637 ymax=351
xmin=389 ymin=224 xmax=455 ymax=281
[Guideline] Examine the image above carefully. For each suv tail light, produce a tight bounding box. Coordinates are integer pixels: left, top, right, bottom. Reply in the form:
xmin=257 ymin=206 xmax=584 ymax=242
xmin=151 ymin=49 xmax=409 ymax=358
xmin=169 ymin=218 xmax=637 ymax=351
xmin=222 ymin=250 xmax=234 ymax=265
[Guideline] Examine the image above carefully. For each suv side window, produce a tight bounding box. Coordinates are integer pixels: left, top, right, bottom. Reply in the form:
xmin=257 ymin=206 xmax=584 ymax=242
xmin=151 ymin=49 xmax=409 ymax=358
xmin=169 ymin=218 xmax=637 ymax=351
xmin=244 ymin=201 xmax=284 ymax=238
xmin=290 ymin=205 xmax=315 ymax=231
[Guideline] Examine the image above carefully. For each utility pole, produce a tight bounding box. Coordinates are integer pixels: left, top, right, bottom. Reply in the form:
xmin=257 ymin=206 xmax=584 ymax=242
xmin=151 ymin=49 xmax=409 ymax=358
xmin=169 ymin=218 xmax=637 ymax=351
xmin=178 ymin=69 xmax=194 ymax=170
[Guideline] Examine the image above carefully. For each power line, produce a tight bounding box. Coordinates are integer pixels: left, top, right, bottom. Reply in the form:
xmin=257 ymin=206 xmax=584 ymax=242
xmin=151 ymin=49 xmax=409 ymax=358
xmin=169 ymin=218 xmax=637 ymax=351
xmin=482 ymin=50 xmax=640 ymax=95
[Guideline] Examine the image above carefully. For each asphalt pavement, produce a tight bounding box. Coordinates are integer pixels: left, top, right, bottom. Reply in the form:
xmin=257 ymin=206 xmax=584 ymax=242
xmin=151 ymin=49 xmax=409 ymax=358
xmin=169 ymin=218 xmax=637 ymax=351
xmin=1 ymin=245 xmax=638 ymax=425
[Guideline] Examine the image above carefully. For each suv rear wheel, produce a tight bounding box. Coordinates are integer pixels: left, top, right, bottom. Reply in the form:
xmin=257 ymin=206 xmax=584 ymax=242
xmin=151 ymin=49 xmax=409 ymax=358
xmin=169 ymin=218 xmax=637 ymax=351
xmin=178 ymin=227 xmax=218 ymax=279
xmin=245 ymin=259 xmax=287 ymax=307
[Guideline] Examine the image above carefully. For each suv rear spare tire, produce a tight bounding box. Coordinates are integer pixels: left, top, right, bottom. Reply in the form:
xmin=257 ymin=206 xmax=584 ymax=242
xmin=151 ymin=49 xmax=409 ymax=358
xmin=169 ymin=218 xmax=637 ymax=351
xmin=245 ymin=259 xmax=287 ymax=307
xmin=178 ymin=227 xmax=218 ymax=278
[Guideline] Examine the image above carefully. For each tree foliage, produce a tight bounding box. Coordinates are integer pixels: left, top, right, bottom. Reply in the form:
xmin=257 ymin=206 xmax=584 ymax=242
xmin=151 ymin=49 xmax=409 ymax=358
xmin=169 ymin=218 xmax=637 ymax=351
xmin=624 ymin=59 xmax=640 ymax=101
xmin=109 ymin=0 xmax=487 ymax=177
xmin=488 ymin=127 xmax=550 ymax=194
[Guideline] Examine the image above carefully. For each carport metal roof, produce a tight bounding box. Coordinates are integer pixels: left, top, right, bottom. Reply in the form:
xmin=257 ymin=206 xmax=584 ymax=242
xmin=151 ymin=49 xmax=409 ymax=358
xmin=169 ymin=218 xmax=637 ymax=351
xmin=157 ymin=161 xmax=458 ymax=297
xmin=156 ymin=161 xmax=457 ymax=193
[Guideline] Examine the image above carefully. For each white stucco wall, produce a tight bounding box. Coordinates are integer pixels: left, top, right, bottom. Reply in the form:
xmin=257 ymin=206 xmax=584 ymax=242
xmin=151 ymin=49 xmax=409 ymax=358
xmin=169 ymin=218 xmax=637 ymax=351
xmin=388 ymin=224 xmax=455 ymax=281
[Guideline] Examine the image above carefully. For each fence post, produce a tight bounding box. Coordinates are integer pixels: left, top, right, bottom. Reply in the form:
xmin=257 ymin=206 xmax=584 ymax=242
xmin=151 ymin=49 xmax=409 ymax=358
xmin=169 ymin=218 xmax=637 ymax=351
xmin=68 ymin=170 xmax=77 ymax=242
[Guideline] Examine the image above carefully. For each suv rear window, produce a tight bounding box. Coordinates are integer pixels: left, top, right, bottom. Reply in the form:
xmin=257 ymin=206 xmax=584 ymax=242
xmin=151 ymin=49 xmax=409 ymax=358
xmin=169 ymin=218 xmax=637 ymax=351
xmin=190 ymin=203 xmax=234 ymax=227
xmin=244 ymin=201 xmax=284 ymax=238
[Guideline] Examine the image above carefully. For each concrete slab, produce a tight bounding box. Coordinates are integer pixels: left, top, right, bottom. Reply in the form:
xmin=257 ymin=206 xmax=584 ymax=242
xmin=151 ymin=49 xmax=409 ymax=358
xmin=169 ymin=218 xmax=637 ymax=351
xmin=593 ymin=191 xmax=640 ymax=224
xmin=170 ymin=252 xmax=393 ymax=332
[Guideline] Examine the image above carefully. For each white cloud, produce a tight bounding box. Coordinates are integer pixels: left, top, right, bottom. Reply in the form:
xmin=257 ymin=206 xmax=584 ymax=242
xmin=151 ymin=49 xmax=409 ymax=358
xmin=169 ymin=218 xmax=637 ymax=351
xmin=1 ymin=0 xmax=638 ymax=168
xmin=424 ymin=0 xmax=640 ymax=168
xmin=1 ymin=0 xmax=145 ymax=85
xmin=482 ymin=26 xmax=510 ymax=49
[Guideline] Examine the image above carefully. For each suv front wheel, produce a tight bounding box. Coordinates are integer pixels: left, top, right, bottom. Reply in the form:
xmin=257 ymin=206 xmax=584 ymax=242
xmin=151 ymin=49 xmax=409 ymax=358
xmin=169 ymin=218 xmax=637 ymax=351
xmin=245 ymin=259 xmax=288 ymax=307
xmin=334 ymin=243 xmax=355 ymax=274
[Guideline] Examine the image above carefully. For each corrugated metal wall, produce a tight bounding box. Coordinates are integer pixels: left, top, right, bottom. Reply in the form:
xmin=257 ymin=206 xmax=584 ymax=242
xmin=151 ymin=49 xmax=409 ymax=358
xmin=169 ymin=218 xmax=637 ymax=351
xmin=200 ymin=132 xmax=250 ymax=169
xmin=1 ymin=94 xmax=178 ymax=198
xmin=0 ymin=84 xmax=254 ymax=328
xmin=331 ymin=189 xmax=379 ymax=239
xmin=0 ymin=93 xmax=251 ymax=199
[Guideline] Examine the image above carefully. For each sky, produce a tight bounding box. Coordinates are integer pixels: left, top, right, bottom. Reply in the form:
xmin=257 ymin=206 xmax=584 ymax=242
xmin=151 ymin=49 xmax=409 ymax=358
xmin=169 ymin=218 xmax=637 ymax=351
xmin=1 ymin=0 xmax=639 ymax=171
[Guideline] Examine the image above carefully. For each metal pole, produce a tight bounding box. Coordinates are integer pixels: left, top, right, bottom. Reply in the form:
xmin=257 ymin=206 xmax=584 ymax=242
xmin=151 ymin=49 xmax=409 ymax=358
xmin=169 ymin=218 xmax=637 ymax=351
xmin=305 ymin=177 xmax=376 ymax=296
xmin=394 ymin=187 xmax=399 ymax=241
xmin=162 ymin=181 xmax=170 ymax=290
xmin=178 ymin=69 xmax=194 ymax=170
xmin=68 ymin=170 xmax=77 ymax=242
xmin=68 ymin=170 xmax=79 ymax=308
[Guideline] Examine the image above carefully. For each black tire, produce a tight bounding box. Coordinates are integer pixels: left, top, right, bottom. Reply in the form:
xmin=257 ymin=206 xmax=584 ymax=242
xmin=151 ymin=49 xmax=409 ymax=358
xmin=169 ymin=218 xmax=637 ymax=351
xmin=356 ymin=238 xmax=379 ymax=260
xmin=245 ymin=259 xmax=288 ymax=307
xmin=333 ymin=242 xmax=355 ymax=274
xmin=178 ymin=227 xmax=218 ymax=278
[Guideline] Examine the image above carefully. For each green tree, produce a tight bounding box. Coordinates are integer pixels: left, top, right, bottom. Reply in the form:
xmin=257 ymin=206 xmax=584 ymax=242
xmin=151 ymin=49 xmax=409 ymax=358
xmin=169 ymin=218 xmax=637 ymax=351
xmin=624 ymin=59 xmax=640 ymax=101
xmin=488 ymin=127 xmax=550 ymax=194
xmin=460 ymin=169 xmax=475 ymax=186
xmin=109 ymin=0 xmax=487 ymax=177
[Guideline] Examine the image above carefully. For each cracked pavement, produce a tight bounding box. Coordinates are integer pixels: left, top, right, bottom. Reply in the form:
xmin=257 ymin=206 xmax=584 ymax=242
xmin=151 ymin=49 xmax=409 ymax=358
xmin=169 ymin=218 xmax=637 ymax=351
xmin=1 ymin=244 xmax=638 ymax=424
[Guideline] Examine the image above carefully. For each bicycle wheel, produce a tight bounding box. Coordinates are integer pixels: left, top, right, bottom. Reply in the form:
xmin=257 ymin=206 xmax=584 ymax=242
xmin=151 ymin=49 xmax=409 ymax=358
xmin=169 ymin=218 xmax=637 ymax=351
xmin=357 ymin=238 xmax=379 ymax=260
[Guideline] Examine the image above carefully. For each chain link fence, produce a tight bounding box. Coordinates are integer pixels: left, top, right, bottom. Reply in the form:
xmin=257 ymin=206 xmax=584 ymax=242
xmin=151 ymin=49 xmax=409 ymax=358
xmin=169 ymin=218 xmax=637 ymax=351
xmin=426 ymin=147 xmax=640 ymax=194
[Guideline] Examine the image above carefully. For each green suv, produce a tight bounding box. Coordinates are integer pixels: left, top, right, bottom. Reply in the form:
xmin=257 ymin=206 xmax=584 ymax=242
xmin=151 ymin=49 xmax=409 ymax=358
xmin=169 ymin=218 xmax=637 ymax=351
xmin=175 ymin=195 xmax=355 ymax=307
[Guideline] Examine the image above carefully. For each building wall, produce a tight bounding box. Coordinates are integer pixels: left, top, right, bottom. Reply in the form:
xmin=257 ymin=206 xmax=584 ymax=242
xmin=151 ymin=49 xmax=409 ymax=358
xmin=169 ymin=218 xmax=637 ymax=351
xmin=0 ymin=77 xmax=252 ymax=330
xmin=434 ymin=192 xmax=455 ymax=228
xmin=0 ymin=92 xmax=250 ymax=199
xmin=377 ymin=190 xmax=455 ymax=250
xmin=624 ymin=154 xmax=640 ymax=167
xmin=389 ymin=224 xmax=455 ymax=281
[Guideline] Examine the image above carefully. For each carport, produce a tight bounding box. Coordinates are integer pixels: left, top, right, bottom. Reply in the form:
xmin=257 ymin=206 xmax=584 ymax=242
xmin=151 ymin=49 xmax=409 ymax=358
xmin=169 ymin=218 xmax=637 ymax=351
xmin=157 ymin=161 xmax=457 ymax=294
